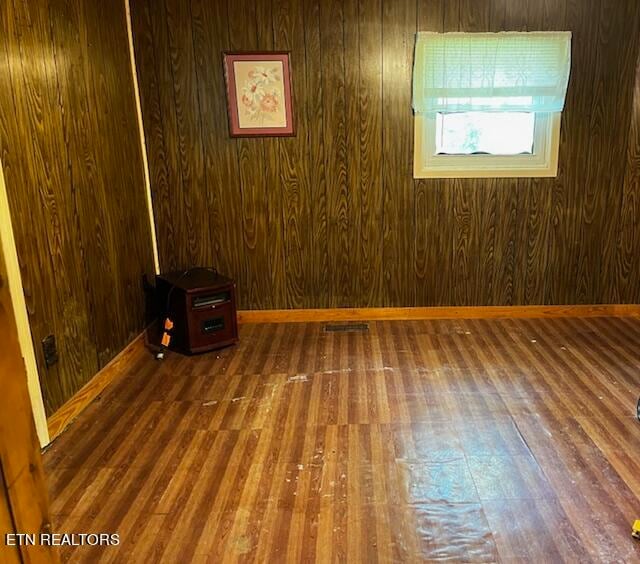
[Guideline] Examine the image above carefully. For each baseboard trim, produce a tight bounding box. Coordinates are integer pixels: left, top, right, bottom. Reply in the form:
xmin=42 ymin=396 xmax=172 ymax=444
xmin=237 ymin=304 xmax=640 ymax=324
xmin=47 ymin=332 xmax=146 ymax=443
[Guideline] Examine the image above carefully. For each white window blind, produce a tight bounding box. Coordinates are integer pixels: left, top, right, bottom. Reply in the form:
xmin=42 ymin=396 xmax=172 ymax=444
xmin=413 ymin=31 xmax=572 ymax=114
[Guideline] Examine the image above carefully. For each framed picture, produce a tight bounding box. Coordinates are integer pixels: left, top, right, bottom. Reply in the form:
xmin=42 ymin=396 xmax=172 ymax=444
xmin=222 ymin=51 xmax=295 ymax=137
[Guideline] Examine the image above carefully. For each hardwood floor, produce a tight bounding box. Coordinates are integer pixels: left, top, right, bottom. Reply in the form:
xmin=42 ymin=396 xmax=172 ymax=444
xmin=43 ymin=317 xmax=640 ymax=562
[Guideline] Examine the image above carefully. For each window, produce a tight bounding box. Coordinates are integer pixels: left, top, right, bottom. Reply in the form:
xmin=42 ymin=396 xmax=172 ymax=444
xmin=413 ymin=32 xmax=572 ymax=179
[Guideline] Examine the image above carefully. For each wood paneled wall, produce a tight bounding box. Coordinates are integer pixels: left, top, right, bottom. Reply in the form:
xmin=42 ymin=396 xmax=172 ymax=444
xmin=0 ymin=1 xmax=155 ymax=415
xmin=134 ymin=0 xmax=640 ymax=310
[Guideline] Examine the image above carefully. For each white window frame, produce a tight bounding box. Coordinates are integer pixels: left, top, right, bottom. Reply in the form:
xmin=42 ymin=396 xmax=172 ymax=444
xmin=413 ymin=111 xmax=562 ymax=179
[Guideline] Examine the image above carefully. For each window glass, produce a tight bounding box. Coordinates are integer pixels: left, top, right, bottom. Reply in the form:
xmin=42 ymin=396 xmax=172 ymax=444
xmin=436 ymin=112 xmax=535 ymax=155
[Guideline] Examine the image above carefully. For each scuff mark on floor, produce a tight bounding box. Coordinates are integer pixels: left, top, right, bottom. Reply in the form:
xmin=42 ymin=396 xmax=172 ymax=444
xmin=288 ymin=374 xmax=308 ymax=383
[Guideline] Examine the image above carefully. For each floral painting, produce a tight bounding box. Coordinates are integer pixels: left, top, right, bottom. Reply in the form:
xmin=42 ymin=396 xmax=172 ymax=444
xmin=223 ymin=52 xmax=295 ymax=137
xmin=236 ymin=63 xmax=285 ymax=127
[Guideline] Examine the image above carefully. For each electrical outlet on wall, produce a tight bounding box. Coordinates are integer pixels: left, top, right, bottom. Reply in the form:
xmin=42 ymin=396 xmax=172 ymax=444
xmin=42 ymin=334 xmax=58 ymax=368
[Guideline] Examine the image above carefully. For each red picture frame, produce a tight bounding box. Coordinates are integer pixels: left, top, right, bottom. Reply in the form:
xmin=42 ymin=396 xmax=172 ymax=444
xmin=223 ymin=52 xmax=295 ymax=137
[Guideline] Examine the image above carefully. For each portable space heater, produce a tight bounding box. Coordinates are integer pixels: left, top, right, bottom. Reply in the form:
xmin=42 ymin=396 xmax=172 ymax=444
xmin=155 ymin=268 xmax=238 ymax=355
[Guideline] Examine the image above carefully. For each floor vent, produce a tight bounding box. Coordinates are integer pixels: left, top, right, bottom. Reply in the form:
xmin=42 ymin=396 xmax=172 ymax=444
xmin=324 ymin=323 xmax=370 ymax=333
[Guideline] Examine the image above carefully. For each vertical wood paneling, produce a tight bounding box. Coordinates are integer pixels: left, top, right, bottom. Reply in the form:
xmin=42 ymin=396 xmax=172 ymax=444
xmin=146 ymin=0 xmax=190 ymax=269
xmin=273 ymin=0 xmax=311 ymax=308
xmin=344 ymin=0 xmax=363 ymax=306
xmin=545 ymin=0 xmax=601 ymax=304
xmin=4 ymin=0 xmax=97 ymax=411
xmin=381 ymin=0 xmax=416 ymax=306
xmin=0 ymin=0 xmax=154 ymax=414
xmin=358 ymin=0 xmax=384 ymax=307
xmin=131 ymin=0 xmax=640 ymax=310
xmin=596 ymin=0 xmax=640 ymax=302
xmin=51 ymin=0 xmax=153 ymax=363
xmin=613 ymin=46 xmax=640 ymax=303
xmin=163 ymin=0 xmax=212 ymax=269
xmin=48 ymin=0 xmax=105 ymax=361
xmin=575 ymin=0 xmax=616 ymax=302
xmin=320 ymin=0 xmax=351 ymax=307
xmin=0 ymin=1 xmax=67 ymax=409
xmin=302 ymin=0 xmax=329 ymax=308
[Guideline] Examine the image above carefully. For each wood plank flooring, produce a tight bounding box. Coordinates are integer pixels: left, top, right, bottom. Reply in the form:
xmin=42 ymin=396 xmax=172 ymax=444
xmin=43 ymin=317 xmax=640 ymax=562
